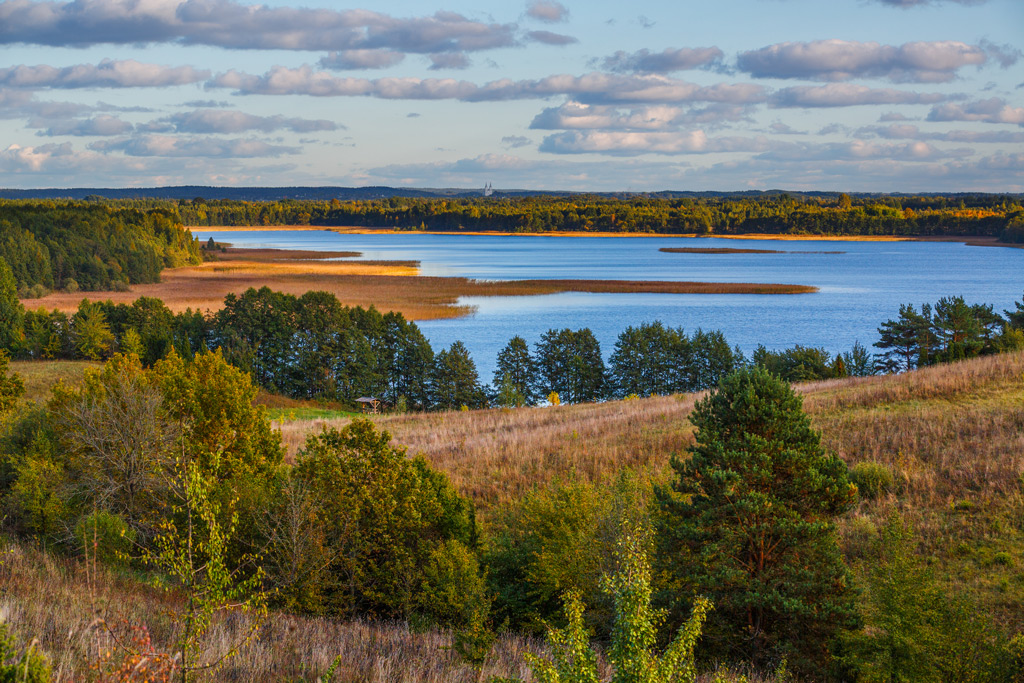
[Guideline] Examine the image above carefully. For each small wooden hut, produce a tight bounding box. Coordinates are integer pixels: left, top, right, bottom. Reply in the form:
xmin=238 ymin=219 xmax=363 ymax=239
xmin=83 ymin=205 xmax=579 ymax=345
xmin=355 ymin=396 xmax=381 ymax=414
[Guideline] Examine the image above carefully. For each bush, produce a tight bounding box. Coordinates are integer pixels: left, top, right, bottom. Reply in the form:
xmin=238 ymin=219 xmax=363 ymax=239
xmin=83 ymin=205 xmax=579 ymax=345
xmin=75 ymin=510 xmax=135 ymax=566
xmin=486 ymin=472 xmax=650 ymax=635
xmin=0 ymin=621 xmax=51 ymax=683
xmin=850 ymin=462 xmax=896 ymax=500
xmin=419 ymin=539 xmax=489 ymax=627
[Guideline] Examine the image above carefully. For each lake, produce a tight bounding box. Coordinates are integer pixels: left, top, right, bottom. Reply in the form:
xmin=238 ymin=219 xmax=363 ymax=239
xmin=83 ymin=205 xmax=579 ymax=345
xmin=190 ymin=229 xmax=1024 ymax=383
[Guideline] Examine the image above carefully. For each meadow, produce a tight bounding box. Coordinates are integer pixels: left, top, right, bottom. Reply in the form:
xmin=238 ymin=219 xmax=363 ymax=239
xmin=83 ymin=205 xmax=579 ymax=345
xmin=3 ymin=350 xmax=1023 ymax=679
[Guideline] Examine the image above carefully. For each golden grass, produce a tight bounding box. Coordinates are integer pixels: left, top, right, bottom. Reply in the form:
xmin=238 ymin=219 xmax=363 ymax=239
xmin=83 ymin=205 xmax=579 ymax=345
xmin=279 ymin=352 xmax=1024 ymax=523
xmin=0 ymin=539 xmax=765 ymax=682
xmin=25 ymin=247 xmax=816 ymax=320
xmin=10 ymin=359 xmax=101 ymax=403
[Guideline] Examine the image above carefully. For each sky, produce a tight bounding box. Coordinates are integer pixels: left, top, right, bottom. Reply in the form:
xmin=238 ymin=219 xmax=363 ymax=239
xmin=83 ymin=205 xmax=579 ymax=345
xmin=1 ymin=0 xmax=1022 ymax=192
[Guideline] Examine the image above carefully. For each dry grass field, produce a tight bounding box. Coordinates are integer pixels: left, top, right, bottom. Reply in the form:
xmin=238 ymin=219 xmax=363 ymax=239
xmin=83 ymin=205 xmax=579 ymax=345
xmin=25 ymin=247 xmax=817 ymax=320
xmin=9 ymin=359 xmax=101 ymax=403
xmin=0 ymin=539 xmax=768 ymax=683
xmin=3 ymin=352 xmax=1023 ymax=679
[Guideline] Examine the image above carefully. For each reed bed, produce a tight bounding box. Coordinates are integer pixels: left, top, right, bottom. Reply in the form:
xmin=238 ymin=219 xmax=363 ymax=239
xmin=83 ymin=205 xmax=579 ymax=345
xmin=27 ymin=246 xmax=816 ymax=320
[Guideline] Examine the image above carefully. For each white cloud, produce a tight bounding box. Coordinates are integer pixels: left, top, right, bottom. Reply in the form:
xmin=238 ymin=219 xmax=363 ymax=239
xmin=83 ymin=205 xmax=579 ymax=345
xmin=142 ymin=109 xmax=339 ymax=134
xmin=0 ymin=0 xmax=518 ymax=53
xmin=0 ymin=59 xmax=209 ymax=88
xmin=89 ymin=134 xmax=300 ymax=158
xmin=927 ymin=98 xmax=1024 ymax=126
xmin=526 ymin=1 xmax=569 ymax=23
xmin=601 ymin=47 xmax=724 ymax=74
xmin=319 ymin=50 xmax=405 ymax=70
xmin=208 ymin=67 xmax=770 ymax=105
xmin=738 ymin=40 xmax=988 ymax=83
xmin=35 ymin=114 xmax=134 ymax=136
xmin=538 ymin=130 xmax=772 ymax=156
xmin=770 ymin=84 xmax=947 ymax=108
xmin=858 ymin=123 xmax=1024 ymax=143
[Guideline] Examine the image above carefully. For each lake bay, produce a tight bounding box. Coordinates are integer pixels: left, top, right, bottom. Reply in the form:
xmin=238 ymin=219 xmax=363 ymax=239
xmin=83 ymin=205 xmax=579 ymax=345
xmin=191 ymin=229 xmax=1024 ymax=382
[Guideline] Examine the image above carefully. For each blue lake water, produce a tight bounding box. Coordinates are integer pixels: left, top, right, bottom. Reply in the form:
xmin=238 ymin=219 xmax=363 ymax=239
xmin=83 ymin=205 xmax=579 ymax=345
xmin=191 ymin=229 xmax=1024 ymax=383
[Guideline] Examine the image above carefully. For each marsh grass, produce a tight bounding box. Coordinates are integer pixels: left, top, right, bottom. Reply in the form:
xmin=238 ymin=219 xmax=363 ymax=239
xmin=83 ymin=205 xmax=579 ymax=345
xmin=26 ymin=247 xmax=816 ymax=320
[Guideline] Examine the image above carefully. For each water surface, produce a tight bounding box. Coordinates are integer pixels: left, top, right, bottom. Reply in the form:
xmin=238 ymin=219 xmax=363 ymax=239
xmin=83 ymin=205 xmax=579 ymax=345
xmin=192 ymin=229 xmax=1024 ymax=382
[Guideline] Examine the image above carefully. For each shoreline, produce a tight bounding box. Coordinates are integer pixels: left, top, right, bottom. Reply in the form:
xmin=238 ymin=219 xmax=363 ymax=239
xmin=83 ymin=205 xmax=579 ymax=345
xmin=188 ymin=226 xmax=1017 ymax=248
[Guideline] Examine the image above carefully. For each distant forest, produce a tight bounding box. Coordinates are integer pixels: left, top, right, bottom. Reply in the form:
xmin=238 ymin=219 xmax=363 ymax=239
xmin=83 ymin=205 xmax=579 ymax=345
xmin=0 ymin=200 xmax=202 ymax=294
xmin=174 ymin=193 xmax=1024 ymax=240
xmin=1 ymin=194 xmax=1022 ymax=296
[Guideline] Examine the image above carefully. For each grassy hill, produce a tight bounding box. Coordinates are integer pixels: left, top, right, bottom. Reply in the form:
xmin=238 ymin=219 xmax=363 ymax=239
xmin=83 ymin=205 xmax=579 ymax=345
xmin=4 ymin=351 xmax=1023 ymax=680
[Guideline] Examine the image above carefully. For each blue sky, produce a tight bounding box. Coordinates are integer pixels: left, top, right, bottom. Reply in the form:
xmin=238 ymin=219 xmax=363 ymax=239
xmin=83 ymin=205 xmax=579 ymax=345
xmin=1 ymin=0 xmax=1022 ymax=191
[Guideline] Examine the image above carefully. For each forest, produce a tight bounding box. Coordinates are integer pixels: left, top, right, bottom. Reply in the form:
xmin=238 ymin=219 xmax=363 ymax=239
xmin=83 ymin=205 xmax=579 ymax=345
xmin=170 ymin=193 xmax=1024 ymax=240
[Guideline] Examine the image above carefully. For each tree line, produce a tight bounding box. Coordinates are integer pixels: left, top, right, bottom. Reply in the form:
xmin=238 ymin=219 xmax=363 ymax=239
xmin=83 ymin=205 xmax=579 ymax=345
xmin=173 ymin=193 xmax=1024 ymax=241
xmin=3 ymin=250 xmax=1023 ymax=410
xmin=0 ymin=200 xmax=202 ymax=295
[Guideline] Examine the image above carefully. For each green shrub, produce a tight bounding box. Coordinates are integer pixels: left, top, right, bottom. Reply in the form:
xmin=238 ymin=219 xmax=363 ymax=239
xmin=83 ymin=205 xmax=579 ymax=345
xmin=419 ymin=539 xmax=489 ymax=627
xmin=0 ymin=622 xmax=51 ymax=683
xmin=525 ymin=525 xmax=711 ymax=683
xmin=850 ymin=462 xmax=895 ymax=500
xmin=75 ymin=510 xmax=135 ymax=566
xmin=993 ymin=551 xmax=1013 ymax=567
xmin=486 ymin=471 xmax=651 ymax=635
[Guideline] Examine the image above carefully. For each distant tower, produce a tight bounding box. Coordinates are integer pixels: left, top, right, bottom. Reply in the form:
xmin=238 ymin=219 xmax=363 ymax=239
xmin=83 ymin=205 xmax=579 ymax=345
xmin=483 ymin=182 xmax=494 ymax=197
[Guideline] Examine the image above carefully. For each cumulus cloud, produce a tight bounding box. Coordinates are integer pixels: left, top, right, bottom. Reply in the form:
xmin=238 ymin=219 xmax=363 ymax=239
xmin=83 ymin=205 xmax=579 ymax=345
xmin=428 ymin=53 xmax=470 ymax=70
xmin=538 ymin=130 xmax=772 ymax=156
xmin=738 ymin=40 xmax=987 ymax=83
xmin=857 ymin=123 xmax=1024 ymax=143
xmin=526 ymin=30 xmax=577 ymax=46
xmin=526 ymin=1 xmax=569 ymax=22
xmin=34 ymin=114 xmax=134 ymax=137
xmin=319 ymin=50 xmax=405 ymax=70
xmin=0 ymin=59 xmax=209 ymax=88
xmin=0 ymin=0 xmax=518 ymax=53
xmin=141 ymin=110 xmax=339 ymax=134
xmin=770 ymin=84 xmax=946 ymax=108
xmin=89 ymin=134 xmax=299 ymax=158
xmin=208 ymin=67 xmax=770 ymax=105
xmin=927 ymin=97 xmax=1024 ymax=126
xmin=600 ymin=47 xmax=724 ymax=74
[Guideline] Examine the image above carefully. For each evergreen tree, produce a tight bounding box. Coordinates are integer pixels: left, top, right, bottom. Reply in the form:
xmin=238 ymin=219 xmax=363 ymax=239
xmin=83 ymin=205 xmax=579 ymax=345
xmin=874 ymin=304 xmax=929 ymax=373
xmin=609 ymin=322 xmax=676 ymax=398
xmin=841 ymin=341 xmax=877 ymax=377
xmin=0 ymin=260 xmax=24 ymax=353
xmin=656 ymin=367 xmax=857 ymax=675
xmin=431 ymin=341 xmax=486 ymax=410
xmin=493 ymin=335 xmax=536 ymax=406
xmin=1004 ymin=291 xmax=1024 ymax=330
xmin=535 ymin=328 xmax=606 ymax=404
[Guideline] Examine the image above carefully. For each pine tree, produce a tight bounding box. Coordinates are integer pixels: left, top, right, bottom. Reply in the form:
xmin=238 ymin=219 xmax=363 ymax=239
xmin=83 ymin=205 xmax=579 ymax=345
xmin=431 ymin=341 xmax=485 ymax=410
xmin=0 ymin=259 xmax=24 ymax=353
xmin=656 ymin=367 xmax=857 ymax=675
xmin=494 ymin=335 xmax=537 ymax=406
